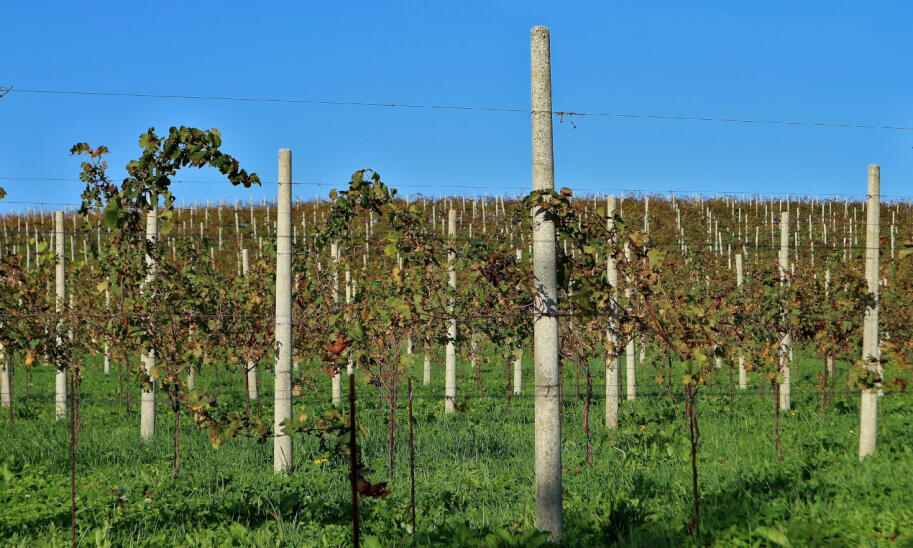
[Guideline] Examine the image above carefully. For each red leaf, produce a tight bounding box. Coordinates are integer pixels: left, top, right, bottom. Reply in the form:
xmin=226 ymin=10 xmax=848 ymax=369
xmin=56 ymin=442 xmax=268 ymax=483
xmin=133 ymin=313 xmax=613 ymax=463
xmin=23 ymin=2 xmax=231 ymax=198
xmin=326 ymin=333 xmax=349 ymax=356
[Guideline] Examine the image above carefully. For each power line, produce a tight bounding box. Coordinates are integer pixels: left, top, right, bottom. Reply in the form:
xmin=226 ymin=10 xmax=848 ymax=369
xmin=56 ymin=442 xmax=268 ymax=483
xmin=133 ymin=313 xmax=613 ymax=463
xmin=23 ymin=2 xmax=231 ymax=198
xmin=7 ymin=87 xmax=913 ymax=132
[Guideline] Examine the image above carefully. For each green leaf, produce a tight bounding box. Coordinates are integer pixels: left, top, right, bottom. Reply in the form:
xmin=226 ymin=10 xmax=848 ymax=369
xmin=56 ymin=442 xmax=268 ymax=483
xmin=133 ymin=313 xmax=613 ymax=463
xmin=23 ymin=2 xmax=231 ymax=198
xmin=139 ymin=131 xmax=155 ymax=149
xmin=348 ymin=322 xmax=364 ymax=341
xmin=103 ymin=208 xmax=120 ymax=229
xmin=648 ymin=248 xmax=667 ymax=268
xmin=362 ymin=537 xmax=383 ymax=548
xmin=753 ymin=526 xmax=791 ymax=547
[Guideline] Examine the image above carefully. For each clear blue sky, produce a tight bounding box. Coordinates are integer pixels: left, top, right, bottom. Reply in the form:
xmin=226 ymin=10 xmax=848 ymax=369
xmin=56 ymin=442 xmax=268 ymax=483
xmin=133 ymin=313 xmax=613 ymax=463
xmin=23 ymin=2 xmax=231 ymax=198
xmin=2 ymin=1 xmax=911 ymax=212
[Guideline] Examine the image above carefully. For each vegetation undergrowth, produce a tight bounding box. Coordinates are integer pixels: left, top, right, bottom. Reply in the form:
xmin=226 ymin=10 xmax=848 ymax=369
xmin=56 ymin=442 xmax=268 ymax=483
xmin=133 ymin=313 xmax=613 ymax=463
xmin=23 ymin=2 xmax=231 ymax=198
xmin=2 ymin=348 xmax=912 ymax=547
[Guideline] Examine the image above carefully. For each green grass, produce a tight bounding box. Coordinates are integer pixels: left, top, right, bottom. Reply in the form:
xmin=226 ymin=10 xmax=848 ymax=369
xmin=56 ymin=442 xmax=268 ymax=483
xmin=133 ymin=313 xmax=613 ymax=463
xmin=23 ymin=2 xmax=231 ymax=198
xmin=2 ymin=350 xmax=913 ymax=547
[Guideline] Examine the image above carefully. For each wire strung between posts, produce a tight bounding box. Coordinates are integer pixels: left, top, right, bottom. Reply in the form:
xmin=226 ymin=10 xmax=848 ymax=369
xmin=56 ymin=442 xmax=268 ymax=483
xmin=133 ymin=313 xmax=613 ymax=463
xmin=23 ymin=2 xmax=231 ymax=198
xmin=10 ymin=389 xmax=913 ymax=406
xmin=2 ymin=176 xmax=913 ymax=200
xmin=0 ymin=304 xmax=867 ymax=322
xmin=0 ymin=227 xmax=894 ymax=251
xmin=7 ymin=87 xmax=913 ymax=132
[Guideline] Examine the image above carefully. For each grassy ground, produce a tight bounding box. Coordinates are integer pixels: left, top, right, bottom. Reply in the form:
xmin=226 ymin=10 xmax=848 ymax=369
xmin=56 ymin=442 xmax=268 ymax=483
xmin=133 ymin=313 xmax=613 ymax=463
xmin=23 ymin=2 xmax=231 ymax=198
xmin=1 ymin=349 xmax=912 ymax=547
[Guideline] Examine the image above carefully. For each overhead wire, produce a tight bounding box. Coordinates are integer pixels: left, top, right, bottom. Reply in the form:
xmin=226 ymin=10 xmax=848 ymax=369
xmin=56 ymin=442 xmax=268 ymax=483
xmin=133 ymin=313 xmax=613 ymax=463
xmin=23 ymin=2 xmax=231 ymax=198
xmin=6 ymin=87 xmax=913 ymax=132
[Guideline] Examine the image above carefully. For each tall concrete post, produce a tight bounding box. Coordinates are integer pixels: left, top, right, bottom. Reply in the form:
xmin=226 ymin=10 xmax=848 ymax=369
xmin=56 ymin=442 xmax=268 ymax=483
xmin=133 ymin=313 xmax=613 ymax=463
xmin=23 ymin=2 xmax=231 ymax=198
xmin=331 ymin=242 xmax=341 ymax=405
xmin=0 ymin=344 xmax=9 ymax=408
xmin=859 ymin=165 xmax=881 ymax=459
xmin=778 ymin=212 xmax=791 ymax=410
xmin=103 ymin=281 xmax=111 ymax=375
xmin=346 ymin=267 xmax=354 ymax=378
xmin=736 ymin=254 xmax=746 ymax=389
xmin=241 ymin=249 xmax=258 ymax=401
xmin=140 ymin=209 xmax=158 ymax=439
xmin=514 ymin=247 xmax=524 ymax=395
xmin=624 ymin=243 xmax=636 ymax=401
xmin=445 ymin=209 xmax=457 ymax=413
xmin=54 ymin=211 xmax=67 ymax=420
xmin=274 ymin=149 xmax=294 ymax=473
xmin=605 ymin=196 xmax=620 ymax=429
xmin=530 ymin=25 xmax=562 ymax=540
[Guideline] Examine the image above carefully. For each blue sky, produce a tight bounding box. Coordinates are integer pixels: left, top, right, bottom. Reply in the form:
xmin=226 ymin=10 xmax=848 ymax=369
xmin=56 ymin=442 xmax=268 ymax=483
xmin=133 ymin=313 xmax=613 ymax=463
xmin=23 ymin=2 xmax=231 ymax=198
xmin=2 ymin=1 xmax=911 ymax=212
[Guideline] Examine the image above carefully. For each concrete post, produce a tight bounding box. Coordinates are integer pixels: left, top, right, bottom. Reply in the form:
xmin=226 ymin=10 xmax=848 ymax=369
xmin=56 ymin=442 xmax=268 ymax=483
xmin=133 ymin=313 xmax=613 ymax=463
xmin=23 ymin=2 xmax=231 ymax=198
xmin=779 ymin=212 xmax=791 ymax=411
xmin=606 ymin=195 xmax=620 ymax=428
xmin=55 ymin=211 xmax=67 ymax=420
xmin=513 ymin=247 xmax=524 ymax=395
xmin=274 ymin=149 xmax=294 ymax=473
xmin=445 ymin=209 xmax=457 ymax=413
xmin=140 ymin=209 xmax=158 ymax=439
xmin=103 ymin=282 xmax=111 ymax=375
xmin=331 ymin=242 xmax=341 ymax=405
xmin=346 ymin=267 xmax=354 ymax=377
xmin=423 ymin=350 xmax=432 ymax=386
xmin=624 ymin=242 xmax=636 ymax=401
xmin=736 ymin=254 xmax=746 ymax=389
xmin=859 ymin=165 xmax=881 ymax=459
xmin=241 ymin=249 xmax=258 ymax=402
xmin=0 ymin=345 xmax=9 ymax=408
xmin=530 ymin=25 xmax=562 ymax=540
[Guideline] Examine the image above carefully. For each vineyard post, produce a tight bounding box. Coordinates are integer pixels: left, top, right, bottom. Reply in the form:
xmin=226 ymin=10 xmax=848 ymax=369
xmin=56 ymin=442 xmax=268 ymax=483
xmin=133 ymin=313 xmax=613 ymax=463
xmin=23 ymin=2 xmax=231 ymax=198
xmin=445 ymin=208 xmax=457 ymax=414
xmin=825 ymin=268 xmax=834 ymax=380
xmin=274 ymin=148 xmax=294 ymax=473
xmin=103 ymin=280 xmax=111 ymax=375
xmin=234 ymin=211 xmax=240 ymax=247
xmin=644 ymin=195 xmax=650 ymax=235
xmin=778 ymin=211 xmax=791 ymax=411
xmin=55 ymin=210 xmax=67 ymax=420
xmin=736 ymin=253 xmax=746 ymax=389
xmin=890 ymin=222 xmax=895 ymax=259
xmin=531 ymin=25 xmax=563 ymax=540
xmin=624 ymin=242 xmax=636 ymax=401
xmin=140 ymin=209 xmax=158 ymax=439
xmin=859 ymin=164 xmax=881 ymax=459
xmin=249 ymin=201 xmax=255 ymax=238
xmin=331 ymin=241 xmax=341 ymax=405
xmin=0 ymin=344 xmax=9 ymax=409
xmin=605 ymin=195 xmax=620 ymax=429
xmin=363 ymin=223 xmax=369 ymax=268
xmin=346 ymin=266 xmax=354 ymax=377
xmin=513 ymin=247 xmax=523 ymax=395
xmin=242 ymin=249 xmax=258 ymax=401
xmin=423 ymin=351 xmax=431 ymax=386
